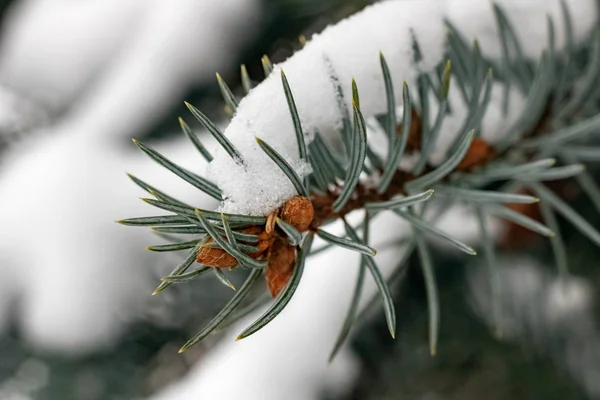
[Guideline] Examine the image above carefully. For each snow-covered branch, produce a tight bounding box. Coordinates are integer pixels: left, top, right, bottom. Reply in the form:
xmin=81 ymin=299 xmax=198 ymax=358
xmin=206 ymin=0 xmax=597 ymax=216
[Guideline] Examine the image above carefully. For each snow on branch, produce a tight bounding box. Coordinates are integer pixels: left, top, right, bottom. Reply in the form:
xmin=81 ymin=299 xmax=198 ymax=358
xmin=206 ymin=0 xmax=598 ymax=216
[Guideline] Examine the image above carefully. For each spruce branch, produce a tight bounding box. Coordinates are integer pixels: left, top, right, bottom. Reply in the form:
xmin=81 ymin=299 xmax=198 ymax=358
xmin=121 ymin=2 xmax=600 ymax=356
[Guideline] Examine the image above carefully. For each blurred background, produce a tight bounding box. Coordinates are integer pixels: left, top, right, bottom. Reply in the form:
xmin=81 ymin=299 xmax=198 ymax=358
xmin=0 ymin=0 xmax=598 ymax=399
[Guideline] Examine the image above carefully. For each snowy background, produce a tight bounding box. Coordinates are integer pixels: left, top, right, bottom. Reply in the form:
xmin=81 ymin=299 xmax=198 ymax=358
xmin=0 ymin=1 xmax=598 ymax=399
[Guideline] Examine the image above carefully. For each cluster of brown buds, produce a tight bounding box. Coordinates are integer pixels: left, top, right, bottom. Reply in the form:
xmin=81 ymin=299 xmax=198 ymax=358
xmin=196 ymin=196 xmax=314 ymax=297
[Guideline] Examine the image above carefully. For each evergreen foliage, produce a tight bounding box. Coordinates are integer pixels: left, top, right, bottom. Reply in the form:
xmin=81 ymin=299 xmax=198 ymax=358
xmin=121 ymin=1 xmax=600 ymax=359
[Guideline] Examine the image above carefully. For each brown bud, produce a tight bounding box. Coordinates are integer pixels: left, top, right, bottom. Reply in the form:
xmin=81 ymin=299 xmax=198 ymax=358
xmin=502 ymin=188 xmax=543 ymax=250
xmin=197 ymin=226 xmax=267 ymax=268
xmin=254 ymin=230 xmax=276 ymax=255
xmin=456 ymin=138 xmax=493 ymax=171
xmin=397 ymin=109 xmax=422 ymax=153
xmin=265 ymin=239 xmax=297 ymax=297
xmin=196 ymin=240 xmax=238 ymax=268
xmin=280 ymin=196 xmax=314 ymax=232
xmin=241 ymin=226 xmax=263 ymax=236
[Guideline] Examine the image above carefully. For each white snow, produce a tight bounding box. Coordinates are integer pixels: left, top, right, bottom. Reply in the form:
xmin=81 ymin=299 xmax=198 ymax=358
xmin=0 ymin=0 xmax=262 ymax=141
xmin=65 ymin=0 xmax=263 ymax=142
xmin=207 ymin=0 xmax=448 ymax=216
xmin=0 ymin=0 xmax=262 ymax=355
xmin=0 ymin=0 xmax=146 ymax=111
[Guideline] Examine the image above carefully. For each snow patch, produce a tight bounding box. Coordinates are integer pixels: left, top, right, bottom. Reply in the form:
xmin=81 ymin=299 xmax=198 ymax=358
xmin=208 ymin=0 xmax=448 ymax=216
